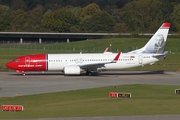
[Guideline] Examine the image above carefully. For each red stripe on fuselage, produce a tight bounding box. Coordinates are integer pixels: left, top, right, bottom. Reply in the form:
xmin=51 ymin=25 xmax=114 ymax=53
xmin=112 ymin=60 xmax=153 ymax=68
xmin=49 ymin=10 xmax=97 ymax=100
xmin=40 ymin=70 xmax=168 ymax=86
xmin=9 ymin=54 xmax=47 ymax=72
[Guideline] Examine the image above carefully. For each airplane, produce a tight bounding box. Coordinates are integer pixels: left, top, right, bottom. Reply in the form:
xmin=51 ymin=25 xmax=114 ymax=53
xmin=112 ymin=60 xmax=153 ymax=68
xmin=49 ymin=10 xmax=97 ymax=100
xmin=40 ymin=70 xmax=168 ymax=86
xmin=6 ymin=22 xmax=170 ymax=76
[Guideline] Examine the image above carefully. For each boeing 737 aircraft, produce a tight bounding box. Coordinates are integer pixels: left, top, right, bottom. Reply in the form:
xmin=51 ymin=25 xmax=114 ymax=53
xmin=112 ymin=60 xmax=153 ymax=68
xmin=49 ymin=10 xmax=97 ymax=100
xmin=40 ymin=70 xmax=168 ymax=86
xmin=6 ymin=22 xmax=170 ymax=76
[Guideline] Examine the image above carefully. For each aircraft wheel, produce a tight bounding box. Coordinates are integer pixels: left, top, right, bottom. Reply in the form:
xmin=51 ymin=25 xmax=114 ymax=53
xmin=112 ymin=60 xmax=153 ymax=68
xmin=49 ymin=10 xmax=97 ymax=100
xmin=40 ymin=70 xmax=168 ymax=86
xmin=88 ymin=72 xmax=92 ymax=76
xmin=86 ymin=71 xmax=92 ymax=76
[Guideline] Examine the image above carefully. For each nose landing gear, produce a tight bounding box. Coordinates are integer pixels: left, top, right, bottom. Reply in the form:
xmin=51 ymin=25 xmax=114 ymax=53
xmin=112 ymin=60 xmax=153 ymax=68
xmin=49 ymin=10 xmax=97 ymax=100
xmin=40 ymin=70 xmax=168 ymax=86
xmin=22 ymin=72 xmax=26 ymax=76
xmin=16 ymin=70 xmax=25 ymax=76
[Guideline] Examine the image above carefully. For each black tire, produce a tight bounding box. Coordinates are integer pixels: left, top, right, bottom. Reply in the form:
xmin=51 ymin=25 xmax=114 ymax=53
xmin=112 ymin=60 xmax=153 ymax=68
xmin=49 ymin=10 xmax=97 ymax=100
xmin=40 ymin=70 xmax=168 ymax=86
xmin=86 ymin=71 xmax=92 ymax=76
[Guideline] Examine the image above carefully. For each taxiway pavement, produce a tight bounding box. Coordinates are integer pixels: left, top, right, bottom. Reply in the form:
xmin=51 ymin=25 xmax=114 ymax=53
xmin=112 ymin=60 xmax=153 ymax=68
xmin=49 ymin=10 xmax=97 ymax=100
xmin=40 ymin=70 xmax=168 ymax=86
xmin=0 ymin=71 xmax=180 ymax=97
xmin=1 ymin=71 xmax=180 ymax=120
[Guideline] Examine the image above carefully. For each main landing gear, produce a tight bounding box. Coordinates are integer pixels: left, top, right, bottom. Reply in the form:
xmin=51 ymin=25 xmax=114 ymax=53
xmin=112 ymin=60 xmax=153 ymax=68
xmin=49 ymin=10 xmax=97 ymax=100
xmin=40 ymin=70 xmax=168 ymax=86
xmin=86 ymin=71 xmax=92 ymax=76
xmin=86 ymin=71 xmax=98 ymax=76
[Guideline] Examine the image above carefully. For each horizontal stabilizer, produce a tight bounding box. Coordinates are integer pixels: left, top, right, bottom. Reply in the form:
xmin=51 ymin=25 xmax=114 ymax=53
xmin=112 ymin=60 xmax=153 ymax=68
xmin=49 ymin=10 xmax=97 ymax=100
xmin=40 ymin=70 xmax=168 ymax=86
xmin=152 ymin=51 xmax=168 ymax=57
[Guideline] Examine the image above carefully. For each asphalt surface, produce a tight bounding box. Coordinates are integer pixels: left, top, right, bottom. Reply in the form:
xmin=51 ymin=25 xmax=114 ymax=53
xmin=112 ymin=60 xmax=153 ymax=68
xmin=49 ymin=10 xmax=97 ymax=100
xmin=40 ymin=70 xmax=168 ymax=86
xmin=0 ymin=71 xmax=180 ymax=120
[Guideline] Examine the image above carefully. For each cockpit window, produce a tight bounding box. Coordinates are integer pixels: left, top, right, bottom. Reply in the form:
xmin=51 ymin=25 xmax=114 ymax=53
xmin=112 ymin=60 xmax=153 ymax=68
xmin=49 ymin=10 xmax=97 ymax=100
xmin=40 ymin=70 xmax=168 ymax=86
xmin=13 ymin=59 xmax=20 ymax=62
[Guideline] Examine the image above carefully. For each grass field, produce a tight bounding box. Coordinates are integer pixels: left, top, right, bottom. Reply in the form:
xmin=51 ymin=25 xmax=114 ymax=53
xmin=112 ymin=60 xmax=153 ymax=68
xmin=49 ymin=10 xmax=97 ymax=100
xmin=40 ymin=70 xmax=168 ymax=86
xmin=0 ymin=84 xmax=180 ymax=119
xmin=0 ymin=37 xmax=180 ymax=71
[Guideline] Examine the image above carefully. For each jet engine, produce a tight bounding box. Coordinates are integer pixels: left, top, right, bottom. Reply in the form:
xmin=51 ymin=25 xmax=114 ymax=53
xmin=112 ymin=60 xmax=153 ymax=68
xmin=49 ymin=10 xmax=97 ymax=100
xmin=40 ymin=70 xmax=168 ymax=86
xmin=63 ymin=66 xmax=81 ymax=75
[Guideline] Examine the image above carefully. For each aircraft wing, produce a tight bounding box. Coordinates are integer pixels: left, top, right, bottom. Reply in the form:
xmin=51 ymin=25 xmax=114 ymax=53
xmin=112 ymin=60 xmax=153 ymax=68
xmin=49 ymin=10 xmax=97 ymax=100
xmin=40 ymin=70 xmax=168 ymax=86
xmin=79 ymin=52 xmax=121 ymax=71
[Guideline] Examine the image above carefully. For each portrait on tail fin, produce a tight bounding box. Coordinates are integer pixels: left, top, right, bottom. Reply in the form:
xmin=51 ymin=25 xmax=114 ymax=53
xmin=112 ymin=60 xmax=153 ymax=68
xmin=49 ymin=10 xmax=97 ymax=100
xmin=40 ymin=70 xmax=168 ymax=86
xmin=154 ymin=34 xmax=165 ymax=53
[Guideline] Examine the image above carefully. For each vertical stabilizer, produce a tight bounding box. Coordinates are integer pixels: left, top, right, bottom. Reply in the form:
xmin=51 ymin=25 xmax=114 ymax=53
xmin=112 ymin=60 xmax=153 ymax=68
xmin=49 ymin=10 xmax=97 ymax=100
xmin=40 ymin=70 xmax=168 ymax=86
xmin=128 ymin=22 xmax=170 ymax=54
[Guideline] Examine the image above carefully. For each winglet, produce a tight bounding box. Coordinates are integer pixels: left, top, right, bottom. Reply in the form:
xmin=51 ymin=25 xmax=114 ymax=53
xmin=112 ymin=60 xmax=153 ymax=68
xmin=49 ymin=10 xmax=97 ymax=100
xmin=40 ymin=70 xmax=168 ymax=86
xmin=112 ymin=52 xmax=121 ymax=63
xmin=104 ymin=47 xmax=109 ymax=52
xmin=152 ymin=51 xmax=168 ymax=57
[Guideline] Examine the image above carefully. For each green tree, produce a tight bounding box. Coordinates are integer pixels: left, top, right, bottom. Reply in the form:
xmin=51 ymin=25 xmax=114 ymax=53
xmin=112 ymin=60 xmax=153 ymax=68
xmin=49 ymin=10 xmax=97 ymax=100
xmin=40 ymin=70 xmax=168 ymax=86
xmin=24 ymin=0 xmax=44 ymax=10
xmin=0 ymin=5 xmax=11 ymax=31
xmin=160 ymin=0 xmax=173 ymax=21
xmin=41 ymin=9 xmax=80 ymax=32
xmin=10 ymin=9 xmax=27 ymax=31
xmin=171 ymin=3 xmax=180 ymax=32
xmin=113 ymin=23 xmax=130 ymax=33
xmin=1 ymin=0 xmax=11 ymax=6
xmin=10 ymin=0 xmax=27 ymax=10
xmin=44 ymin=3 xmax=62 ymax=12
xmin=44 ymin=0 xmax=63 ymax=5
xmin=119 ymin=0 xmax=164 ymax=32
xmin=24 ymin=5 xmax=44 ymax=31
xmin=78 ymin=3 xmax=101 ymax=21
xmin=80 ymin=11 xmax=115 ymax=32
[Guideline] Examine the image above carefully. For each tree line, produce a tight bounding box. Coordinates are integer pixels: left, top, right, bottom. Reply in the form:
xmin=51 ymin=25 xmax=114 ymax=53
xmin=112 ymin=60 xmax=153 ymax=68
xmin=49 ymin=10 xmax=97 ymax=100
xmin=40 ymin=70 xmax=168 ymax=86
xmin=0 ymin=0 xmax=180 ymax=33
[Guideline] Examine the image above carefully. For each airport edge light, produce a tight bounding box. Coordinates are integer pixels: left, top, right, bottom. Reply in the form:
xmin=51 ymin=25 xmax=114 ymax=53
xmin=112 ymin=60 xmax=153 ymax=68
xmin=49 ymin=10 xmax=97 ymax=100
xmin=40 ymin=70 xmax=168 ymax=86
xmin=175 ymin=89 xmax=180 ymax=94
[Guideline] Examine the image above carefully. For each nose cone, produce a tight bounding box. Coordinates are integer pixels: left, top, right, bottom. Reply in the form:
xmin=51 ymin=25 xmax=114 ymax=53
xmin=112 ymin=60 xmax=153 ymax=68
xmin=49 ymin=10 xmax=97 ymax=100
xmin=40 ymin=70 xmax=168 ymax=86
xmin=6 ymin=62 xmax=13 ymax=69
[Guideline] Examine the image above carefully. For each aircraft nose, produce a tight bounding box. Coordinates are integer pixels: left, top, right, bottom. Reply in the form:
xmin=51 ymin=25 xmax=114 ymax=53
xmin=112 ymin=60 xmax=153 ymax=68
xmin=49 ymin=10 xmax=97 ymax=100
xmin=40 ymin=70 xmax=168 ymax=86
xmin=6 ymin=62 xmax=13 ymax=69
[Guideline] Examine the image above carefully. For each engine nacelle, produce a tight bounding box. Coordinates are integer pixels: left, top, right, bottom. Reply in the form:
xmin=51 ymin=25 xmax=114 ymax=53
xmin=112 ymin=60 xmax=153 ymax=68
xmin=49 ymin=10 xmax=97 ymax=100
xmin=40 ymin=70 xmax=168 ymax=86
xmin=63 ymin=66 xmax=81 ymax=75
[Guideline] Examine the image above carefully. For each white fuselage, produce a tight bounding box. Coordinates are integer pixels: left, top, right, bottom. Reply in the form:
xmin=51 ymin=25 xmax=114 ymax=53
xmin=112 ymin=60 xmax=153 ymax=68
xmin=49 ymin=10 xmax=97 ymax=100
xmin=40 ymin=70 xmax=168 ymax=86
xmin=47 ymin=53 xmax=162 ymax=71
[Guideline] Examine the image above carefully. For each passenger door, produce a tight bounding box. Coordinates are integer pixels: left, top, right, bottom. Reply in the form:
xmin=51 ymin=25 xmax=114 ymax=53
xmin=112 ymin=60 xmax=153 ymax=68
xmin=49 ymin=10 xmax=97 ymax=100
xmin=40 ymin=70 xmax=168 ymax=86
xmin=139 ymin=55 xmax=143 ymax=64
